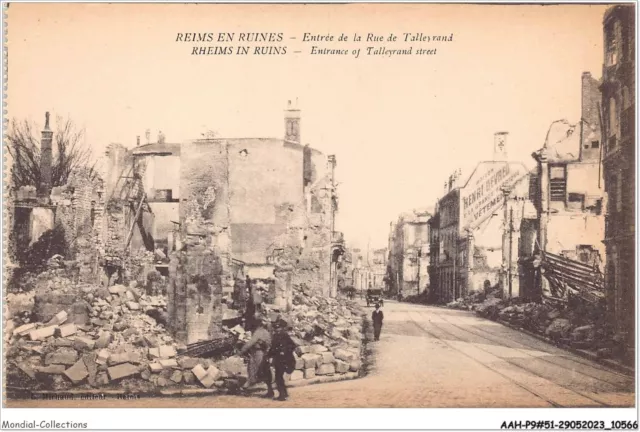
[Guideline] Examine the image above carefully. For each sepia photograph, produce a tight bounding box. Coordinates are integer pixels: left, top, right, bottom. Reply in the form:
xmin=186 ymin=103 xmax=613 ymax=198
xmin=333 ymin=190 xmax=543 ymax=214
xmin=1 ymin=1 xmax=637 ymax=429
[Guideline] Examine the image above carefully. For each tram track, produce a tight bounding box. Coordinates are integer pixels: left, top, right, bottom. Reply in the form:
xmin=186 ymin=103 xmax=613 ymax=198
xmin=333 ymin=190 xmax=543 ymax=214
xmin=406 ymin=309 xmax=612 ymax=407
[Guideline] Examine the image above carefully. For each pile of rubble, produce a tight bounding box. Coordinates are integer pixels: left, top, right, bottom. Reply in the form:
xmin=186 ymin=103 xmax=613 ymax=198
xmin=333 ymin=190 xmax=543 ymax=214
xmin=260 ymin=286 xmax=365 ymax=381
xmin=446 ymin=291 xmax=623 ymax=359
xmin=5 ymin=275 xmax=366 ymax=395
xmin=404 ymin=291 xmax=430 ymax=305
xmin=446 ymin=291 xmax=490 ymax=311
xmin=5 ymin=281 xmax=235 ymax=393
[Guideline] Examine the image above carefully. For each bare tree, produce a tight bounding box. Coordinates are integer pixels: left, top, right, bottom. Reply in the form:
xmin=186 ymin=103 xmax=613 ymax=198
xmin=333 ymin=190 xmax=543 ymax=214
xmin=6 ymin=115 xmax=96 ymax=189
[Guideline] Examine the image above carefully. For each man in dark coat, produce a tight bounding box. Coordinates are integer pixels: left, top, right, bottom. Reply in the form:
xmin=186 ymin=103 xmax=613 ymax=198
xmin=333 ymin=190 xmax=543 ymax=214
xmin=244 ymin=276 xmax=256 ymax=331
xmin=372 ymin=303 xmax=384 ymax=341
xmin=269 ymin=317 xmax=297 ymax=401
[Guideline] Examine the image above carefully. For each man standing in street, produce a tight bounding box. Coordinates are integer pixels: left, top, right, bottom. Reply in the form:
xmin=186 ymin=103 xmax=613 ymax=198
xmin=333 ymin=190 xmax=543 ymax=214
xmin=372 ymin=303 xmax=384 ymax=341
xmin=240 ymin=316 xmax=274 ymax=397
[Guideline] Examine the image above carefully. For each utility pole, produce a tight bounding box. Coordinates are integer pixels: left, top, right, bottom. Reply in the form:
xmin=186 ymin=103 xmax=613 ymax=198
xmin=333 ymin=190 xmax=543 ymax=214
xmin=328 ymin=155 xmax=337 ymax=298
xmin=597 ymin=102 xmax=606 ymax=190
xmin=416 ymin=247 xmax=422 ymax=295
xmin=508 ymin=207 xmax=514 ymax=298
xmin=453 ymin=237 xmax=458 ymax=301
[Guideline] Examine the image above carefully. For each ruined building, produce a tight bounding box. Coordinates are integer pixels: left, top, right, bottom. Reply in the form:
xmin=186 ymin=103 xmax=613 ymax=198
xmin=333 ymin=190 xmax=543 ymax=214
xmin=387 ymin=210 xmax=431 ymax=298
xmin=370 ymin=248 xmax=388 ymax=290
xmin=528 ymin=71 xmax=606 ymax=303
xmin=601 ymin=4 xmax=635 ymax=361
xmin=168 ymin=102 xmax=343 ymax=344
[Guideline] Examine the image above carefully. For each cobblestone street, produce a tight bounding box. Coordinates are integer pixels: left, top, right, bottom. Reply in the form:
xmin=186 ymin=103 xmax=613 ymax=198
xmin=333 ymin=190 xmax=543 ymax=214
xmin=9 ymin=301 xmax=635 ymax=408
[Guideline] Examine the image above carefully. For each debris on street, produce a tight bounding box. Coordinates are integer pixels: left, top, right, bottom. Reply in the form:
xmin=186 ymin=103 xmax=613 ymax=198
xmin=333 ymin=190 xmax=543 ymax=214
xmin=5 ymin=266 xmax=366 ymax=395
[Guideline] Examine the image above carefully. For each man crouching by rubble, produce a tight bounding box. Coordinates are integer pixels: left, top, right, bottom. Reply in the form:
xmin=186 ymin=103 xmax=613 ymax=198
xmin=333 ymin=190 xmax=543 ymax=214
xmin=239 ymin=316 xmax=274 ymax=397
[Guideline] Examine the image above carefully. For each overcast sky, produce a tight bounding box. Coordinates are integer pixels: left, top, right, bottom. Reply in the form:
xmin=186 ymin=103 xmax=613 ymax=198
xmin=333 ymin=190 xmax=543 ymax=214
xmin=7 ymin=3 xmax=609 ymax=250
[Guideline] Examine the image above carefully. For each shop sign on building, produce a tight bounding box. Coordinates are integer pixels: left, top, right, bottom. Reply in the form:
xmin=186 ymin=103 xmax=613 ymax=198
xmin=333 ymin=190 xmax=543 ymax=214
xmin=460 ymin=161 xmax=527 ymax=230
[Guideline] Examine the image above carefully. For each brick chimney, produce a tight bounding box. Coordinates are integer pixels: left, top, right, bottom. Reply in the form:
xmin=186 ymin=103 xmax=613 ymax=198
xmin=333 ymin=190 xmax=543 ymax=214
xmin=284 ymin=99 xmax=301 ymax=143
xmin=39 ymin=112 xmax=53 ymax=197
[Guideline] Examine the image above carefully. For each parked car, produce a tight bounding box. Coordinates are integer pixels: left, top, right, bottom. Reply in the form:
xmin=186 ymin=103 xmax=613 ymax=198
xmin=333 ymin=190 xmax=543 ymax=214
xmin=366 ymin=289 xmax=383 ymax=307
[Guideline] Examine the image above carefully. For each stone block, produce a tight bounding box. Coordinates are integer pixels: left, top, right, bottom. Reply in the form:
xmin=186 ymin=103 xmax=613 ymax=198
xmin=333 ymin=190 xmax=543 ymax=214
xmin=49 ymin=311 xmax=69 ymax=326
xmin=13 ymin=323 xmax=36 ymax=336
xmin=183 ymin=371 xmax=196 ymax=384
xmin=177 ymin=356 xmax=199 ymax=370
xmin=37 ymin=365 xmax=66 ymax=375
xmin=56 ymin=324 xmax=77 ymax=338
xmin=170 ymin=370 xmax=183 ymax=383
xmin=45 ymin=348 xmax=78 ymax=365
xmin=294 ymin=355 xmax=305 ymax=370
xmin=127 ymin=302 xmax=141 ymax=311
xmin=334 ymin=359 xmax=350 ymax=373
xmin=192 ymin=364 xmax=216 ymax=388
xmin=73 ymin=336 xmax=96 ymax=351
xmin=321 ymin=352 xmax=335 ymax=364
xmin=148 ymin=348 xmax=160 ymax=359
xmin=149 ymin=363 xmax=163 ymax=373
xmin=159 ymin=345 xmax=177 ymax=358
xmin=207 ymin=365 xmax=220 ymax=380
xmin=108 ymin=353 xmax=131 ymax=365
xmin=310 ymin=344 xmax=328 ymax=353
xmin=65 ymin=359 xmax=89 ymax=384
xmin=301 ymin=353 xmax=321 ymax=369
xmin=159 ymin=358 xmax=178 ymax=369
xmin=30 ymin=325 xmax=58 ymax=341
xmin=96 ymin=349 xmax=110 ymax=365
xmin=303 ymin=368 xmax=316 ymax=379
xmin=333 ymin=348 xmax=356 ymax=362
xmin=108 ymin=285 xmax=127 ymax=295
xmin=141 ymin=369 xmax=152 ymax=381
xmin=289 ymin=370 xmax=304 ymax=381
xmin=192 ymin=364 xmax=207 ymax=381
xmin=316 ymin=363 xmax=336 ymax=376
xmin=107 ymin=363 xmax=139 ymax=380
xmin=295 ymin=345 xmax=310 ymax=356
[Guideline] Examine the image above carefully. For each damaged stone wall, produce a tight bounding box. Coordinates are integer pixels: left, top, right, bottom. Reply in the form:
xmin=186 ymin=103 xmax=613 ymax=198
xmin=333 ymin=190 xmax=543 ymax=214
xmin=98 ymin=143 xmax=156 ymax=283
xmin=226 ymin=138 xmax=335 ymax=300
xmin=169 ymin=137 xmax=337 ymax=343
xmin=51 ymin=168 xmax=105 ymax=283
xmin=170 ymin=139 xmax=231 ymax=344
xmin=101 ymin=144 xmax=134 ymax=264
